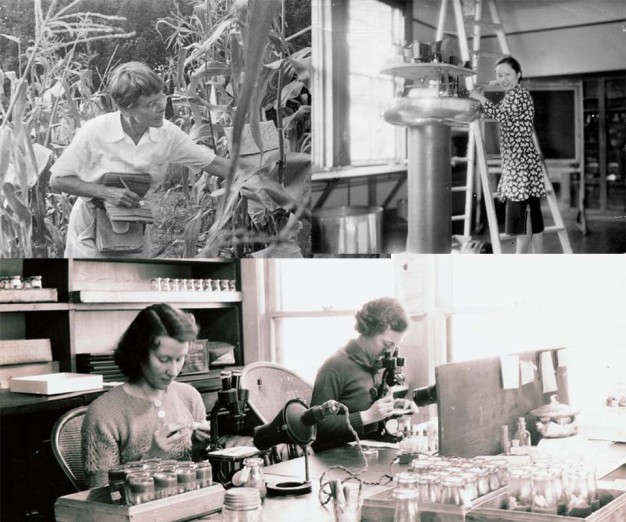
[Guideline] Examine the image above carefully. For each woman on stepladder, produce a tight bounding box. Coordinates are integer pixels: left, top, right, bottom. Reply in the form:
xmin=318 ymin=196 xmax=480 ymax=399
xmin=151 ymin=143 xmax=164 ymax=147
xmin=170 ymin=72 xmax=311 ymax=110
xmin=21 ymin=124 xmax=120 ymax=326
xmin=470 ymin=56 xmax=547 ymax=254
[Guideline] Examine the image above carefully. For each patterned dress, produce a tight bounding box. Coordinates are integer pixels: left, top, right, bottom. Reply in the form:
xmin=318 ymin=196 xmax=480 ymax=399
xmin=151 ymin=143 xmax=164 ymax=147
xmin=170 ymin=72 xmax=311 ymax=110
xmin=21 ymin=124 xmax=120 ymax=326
xmin=480 ymin=84 xmax=547 ymax=202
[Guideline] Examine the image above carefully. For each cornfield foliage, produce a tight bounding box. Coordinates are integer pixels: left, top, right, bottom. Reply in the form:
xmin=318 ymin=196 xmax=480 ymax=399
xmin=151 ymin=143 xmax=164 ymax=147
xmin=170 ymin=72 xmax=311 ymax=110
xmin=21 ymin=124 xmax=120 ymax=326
xmin=0 ymin=0 xmax=312 ymax=258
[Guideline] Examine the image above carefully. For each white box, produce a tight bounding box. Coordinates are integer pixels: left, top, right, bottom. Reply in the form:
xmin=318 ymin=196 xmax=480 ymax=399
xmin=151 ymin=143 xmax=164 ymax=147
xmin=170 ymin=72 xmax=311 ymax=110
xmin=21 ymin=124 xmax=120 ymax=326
xmin=10 ymin=372 xmax=103 ymax=395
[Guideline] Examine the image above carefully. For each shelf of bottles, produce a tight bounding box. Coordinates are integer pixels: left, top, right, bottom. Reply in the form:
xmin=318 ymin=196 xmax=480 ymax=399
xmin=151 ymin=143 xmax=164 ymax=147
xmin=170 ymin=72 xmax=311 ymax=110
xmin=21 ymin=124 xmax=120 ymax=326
xmin=578 ymin=75 xmax=625 ymax=212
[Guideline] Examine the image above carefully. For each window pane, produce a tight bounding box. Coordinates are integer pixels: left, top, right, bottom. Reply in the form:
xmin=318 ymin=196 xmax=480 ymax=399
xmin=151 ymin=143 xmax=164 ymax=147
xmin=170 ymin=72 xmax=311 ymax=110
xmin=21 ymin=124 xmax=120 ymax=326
xmin=274 ymin=259 xmax=395 ymax=311
xmin=348 ymin=0 xmax=403 ymax=164
xmin=275 ymin=316 xmax=356 ymax=384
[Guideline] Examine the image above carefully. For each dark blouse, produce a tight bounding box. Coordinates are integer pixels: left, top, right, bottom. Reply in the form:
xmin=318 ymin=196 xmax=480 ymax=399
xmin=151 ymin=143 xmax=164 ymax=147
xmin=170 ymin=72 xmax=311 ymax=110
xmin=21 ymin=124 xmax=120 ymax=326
xmin=480 ymin=84 xmax=547 ymax=201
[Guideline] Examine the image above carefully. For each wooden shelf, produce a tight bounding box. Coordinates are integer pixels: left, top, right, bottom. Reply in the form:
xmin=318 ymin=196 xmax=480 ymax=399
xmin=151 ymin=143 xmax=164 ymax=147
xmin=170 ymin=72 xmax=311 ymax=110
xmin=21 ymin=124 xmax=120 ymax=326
xmin=72 ymin=290 xmax=243 ymax=304
xmin=0 ymin=302 xmax=70 ymax=312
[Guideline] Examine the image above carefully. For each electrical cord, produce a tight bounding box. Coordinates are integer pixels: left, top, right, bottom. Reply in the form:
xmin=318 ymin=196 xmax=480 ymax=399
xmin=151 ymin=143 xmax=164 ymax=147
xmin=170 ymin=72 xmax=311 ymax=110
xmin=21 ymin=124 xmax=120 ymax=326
xmin=317 ymin=402 xmax=395 ymax=506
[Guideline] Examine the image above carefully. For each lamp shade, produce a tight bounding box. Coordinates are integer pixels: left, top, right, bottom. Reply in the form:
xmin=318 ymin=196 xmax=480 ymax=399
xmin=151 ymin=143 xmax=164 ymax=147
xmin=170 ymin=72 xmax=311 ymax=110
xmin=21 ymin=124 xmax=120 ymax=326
xmin=253 ymin=398 xmax=316 ymax=449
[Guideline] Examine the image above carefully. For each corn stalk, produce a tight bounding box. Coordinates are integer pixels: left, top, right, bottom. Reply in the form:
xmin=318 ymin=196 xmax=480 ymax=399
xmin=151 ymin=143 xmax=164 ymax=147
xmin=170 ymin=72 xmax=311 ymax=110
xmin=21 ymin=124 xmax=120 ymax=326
xmin=0 ymin=0 xmax=132 ymax=257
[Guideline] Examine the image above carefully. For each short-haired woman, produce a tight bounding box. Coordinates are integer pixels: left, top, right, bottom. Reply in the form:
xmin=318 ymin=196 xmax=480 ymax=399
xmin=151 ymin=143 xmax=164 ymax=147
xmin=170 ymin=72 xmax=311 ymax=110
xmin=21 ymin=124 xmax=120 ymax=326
xmin=81 ymin=304 xmax=211 ymax=487
xmin=470 ymin=56 xmax=547 ymax=254
xmin=310 ymin=297 xmax=416 ymax=452
xmin=50 ymin=61 xmax=234 ymax=257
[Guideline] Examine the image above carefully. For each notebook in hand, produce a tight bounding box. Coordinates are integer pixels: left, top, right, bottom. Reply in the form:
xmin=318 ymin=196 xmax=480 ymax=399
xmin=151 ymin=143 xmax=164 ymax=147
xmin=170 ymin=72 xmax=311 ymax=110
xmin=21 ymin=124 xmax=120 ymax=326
xmin=101 ymin=172 xmax=154 ymax=224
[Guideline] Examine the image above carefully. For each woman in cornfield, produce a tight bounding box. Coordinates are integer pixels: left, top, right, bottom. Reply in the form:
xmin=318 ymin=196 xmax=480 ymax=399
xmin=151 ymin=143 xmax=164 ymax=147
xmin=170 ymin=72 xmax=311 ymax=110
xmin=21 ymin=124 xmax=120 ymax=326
xmin=50 ymin=61 xmax=235 ymax=258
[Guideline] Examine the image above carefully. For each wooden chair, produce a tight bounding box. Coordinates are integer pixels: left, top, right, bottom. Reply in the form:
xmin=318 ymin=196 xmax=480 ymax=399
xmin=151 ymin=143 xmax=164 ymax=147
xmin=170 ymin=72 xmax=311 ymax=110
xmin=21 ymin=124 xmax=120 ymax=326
xmin=241 ymin=362 xmax=314 ymax=460
xmin=51 ymin=405 xmax=89 ymax=491
xmin=241 ymin=361 xmax=314 ymax=424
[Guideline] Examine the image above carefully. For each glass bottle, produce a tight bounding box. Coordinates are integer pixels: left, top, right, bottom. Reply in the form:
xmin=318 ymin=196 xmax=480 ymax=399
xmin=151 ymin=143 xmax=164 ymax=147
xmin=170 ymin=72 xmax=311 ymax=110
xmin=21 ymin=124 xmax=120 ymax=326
xmin=223 ymin=487 xmax=263 ymax=522
xmin=393 ymin=487 xmax=419 ymax=522
xmin=513 ymin=417 xmax=531 ymax=447
xmin=241 ymin=457 xmax=267 ymax=500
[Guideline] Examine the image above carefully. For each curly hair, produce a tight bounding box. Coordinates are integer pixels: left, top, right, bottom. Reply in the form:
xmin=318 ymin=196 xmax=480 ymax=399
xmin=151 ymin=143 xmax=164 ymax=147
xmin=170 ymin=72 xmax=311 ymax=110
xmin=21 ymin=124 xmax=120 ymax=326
xmin=109 ymin=61 xmax=164 ymax=110
xmin=114 ymin=304 xmax=198 ymax=380
xmin=354 ymin=297 xmax=409 ymax=338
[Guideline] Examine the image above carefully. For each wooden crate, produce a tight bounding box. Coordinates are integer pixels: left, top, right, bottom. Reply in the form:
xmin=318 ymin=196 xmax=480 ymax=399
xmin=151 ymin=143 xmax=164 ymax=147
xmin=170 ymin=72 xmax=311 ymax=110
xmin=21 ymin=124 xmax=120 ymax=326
xmin=362 ymin=484 xmax=507 ymax=522
xmin=54 ymin=484 xmax=225 ymax=522
xmin=467 ymin=489 xmax=626 ymax=522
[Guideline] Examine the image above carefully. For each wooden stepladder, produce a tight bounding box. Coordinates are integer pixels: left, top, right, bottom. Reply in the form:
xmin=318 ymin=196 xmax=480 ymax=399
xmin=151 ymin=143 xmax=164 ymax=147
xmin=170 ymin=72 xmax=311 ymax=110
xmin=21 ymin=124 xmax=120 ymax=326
xmin=444 ymin=0 xmax=573 ymax=253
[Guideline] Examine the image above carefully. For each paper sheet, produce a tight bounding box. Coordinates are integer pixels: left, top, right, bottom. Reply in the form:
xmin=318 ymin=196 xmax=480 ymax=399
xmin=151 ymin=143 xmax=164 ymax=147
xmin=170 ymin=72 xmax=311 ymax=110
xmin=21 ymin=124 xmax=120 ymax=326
xmin=520 ymin=360 xmax=535 ymax=385
xmin=557 ymin=349 xmax=568 ymax=368
xmin=540 ymin=351 xmax=558 ymax=393
xmin=500 ymin=355 xmax=520 ymax=389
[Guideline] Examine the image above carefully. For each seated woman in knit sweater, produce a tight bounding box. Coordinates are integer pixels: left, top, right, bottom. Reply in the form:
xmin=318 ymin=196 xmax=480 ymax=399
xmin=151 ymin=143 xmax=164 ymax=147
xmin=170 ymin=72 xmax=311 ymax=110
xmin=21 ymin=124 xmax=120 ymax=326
xmin=310 ymin=297 xmax=417 ymax=452
xmin=82 ymin=304 xmax=211 ymax=487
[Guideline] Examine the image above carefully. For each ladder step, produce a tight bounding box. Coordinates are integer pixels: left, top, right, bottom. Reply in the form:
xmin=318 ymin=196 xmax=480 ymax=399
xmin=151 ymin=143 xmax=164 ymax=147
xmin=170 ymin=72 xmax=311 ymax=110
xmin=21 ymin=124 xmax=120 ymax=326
xmin=451 ymin=156 xmax=470 ymax=164
xmin=451 ymin=215 xmax=468 ymax=222
xmin=451 ymin=186 xmax=468 ymax=192
xmin=470 ymin=49 xmax=507 ymax=57
xmin=465 ymin=19 xmax=502 ymax=30
xmin=544 ymin=225 xmax=565 ymax=234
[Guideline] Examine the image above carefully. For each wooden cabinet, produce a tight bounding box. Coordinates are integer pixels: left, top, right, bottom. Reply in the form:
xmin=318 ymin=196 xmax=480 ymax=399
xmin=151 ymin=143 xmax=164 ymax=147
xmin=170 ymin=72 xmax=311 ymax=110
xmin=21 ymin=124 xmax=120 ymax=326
xmin=1 ymin=258 xmax=244 ymax=376
xmin=575 ymin=74 xmax=626 ymax=214
xmin=0 ymin=258 xmax=244 ymax=521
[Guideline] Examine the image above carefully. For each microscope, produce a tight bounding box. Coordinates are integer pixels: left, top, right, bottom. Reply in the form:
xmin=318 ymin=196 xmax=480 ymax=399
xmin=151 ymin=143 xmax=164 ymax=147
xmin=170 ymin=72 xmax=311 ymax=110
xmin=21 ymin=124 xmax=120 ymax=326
xmin=207 ymin=370 xmax=249 ymax=451
xmin=376 ymin=349 xmax=411 ymax=442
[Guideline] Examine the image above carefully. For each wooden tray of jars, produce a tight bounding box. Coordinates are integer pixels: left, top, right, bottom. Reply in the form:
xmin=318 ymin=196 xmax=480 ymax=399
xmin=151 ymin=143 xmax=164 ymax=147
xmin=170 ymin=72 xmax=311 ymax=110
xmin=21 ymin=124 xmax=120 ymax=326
xmin=54 ymin=484 xmax=225 ymax=522
xmin=361 ymin=484 xmax=507 ymax=522
xmin=466 ymin=488 xmax=626 ymax=522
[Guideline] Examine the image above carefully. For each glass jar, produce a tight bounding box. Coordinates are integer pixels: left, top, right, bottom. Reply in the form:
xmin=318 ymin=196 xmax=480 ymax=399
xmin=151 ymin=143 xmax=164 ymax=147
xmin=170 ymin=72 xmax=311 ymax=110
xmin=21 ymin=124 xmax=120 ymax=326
xmin=204 ymin=279 xmax=213 ymax=291
xmin=153 ymin=471 xmax=178 ymax=500
xmin=223 ymin=487 xmax=263 ymax=522
xmin=10 ymin=275 xmax=23 ymax=290
xmin=392 ymin=487 xmax=419 ymax=522
xmin=126 ymin=473 xmax=155 ymax=505
xmin=27 ymin=275 xmax=43 ymax=289
xmin=162 ymin=278 xmax=172 ymax=291
xmin=508 ymin=468 xmax=532 ymax=511
xmin=458 ymin=471 xmax=479 ymax=500
xmin=409 ymin=459 xmax=432 ymax=475
xmin=241 ymin=457 xmax=267 ymax=500
xmin=175 ymin=465 xmax=198 ymax=493
xmin=150 ymin=278 xmax=161 ymax=291
xmin=532 ymin=470 xmax=558 ymax=514
xmin=472 ymin=467 xmax=490 ymax=497
xmin=196 ymin=460 xmax=213 ymax=488
xmin=440 ymin=476 xmax=469 ymax=507
xmin=229 ymin=279 xmax=237 ymax=291
xmin=416 ymin=474 xmax=441 ymax=504
xmin=107 ymin=465 xmax=129 ymax=505
xmin=219 ymin=279 xmax=230 ymax=291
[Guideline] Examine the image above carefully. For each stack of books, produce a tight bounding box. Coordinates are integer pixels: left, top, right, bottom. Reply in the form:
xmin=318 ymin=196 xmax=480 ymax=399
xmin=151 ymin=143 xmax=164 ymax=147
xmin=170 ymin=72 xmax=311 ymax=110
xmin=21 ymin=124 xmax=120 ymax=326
xmin=76 ymin=353 xmax=125 ymax=383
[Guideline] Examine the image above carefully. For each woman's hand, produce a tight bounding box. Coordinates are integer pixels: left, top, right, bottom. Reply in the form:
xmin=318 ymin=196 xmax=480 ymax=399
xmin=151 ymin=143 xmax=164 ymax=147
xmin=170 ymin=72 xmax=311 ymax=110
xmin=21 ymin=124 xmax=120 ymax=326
xmin=192 ymin=422 xmax=211 ymax=447
xmin=469 ymin=89 xmax=487 ymax=103
xmin=102 ymin=186 xmax=142 ymax=208
xmin=148 ymin=422 xmax=191 ymax=458
xmin=393 ymin=398 xmax=419 ymax=415
xmin=361 ymin=395 xmax=395 ymax=426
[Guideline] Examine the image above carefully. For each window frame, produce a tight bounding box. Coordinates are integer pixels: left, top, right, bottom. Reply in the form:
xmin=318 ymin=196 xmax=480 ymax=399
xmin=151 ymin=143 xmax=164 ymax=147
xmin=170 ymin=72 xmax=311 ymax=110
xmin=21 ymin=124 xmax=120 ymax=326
xmin=311 ymin=0 xmax=408 ymax=172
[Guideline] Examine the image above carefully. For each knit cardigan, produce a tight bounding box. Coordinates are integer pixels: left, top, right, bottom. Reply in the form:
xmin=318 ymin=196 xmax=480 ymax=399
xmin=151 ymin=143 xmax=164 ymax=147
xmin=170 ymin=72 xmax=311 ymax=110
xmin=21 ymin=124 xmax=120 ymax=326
xmin=81 ymin=381 xmax=206 ymax=487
